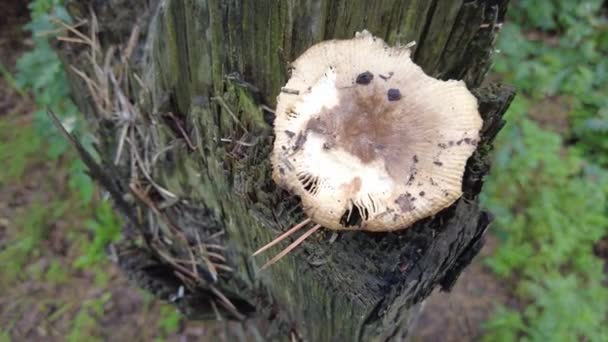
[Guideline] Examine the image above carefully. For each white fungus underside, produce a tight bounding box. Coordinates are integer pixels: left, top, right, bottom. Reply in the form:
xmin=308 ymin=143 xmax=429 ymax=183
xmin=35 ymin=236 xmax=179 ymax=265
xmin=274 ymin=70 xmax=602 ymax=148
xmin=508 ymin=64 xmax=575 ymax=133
xmin=272 ymin=31 xmax=482 ymax=231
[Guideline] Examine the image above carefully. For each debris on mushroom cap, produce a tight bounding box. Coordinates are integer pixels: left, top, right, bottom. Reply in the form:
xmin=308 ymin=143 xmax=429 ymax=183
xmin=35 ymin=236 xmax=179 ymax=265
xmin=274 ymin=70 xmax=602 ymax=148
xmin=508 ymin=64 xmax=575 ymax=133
xmin=271 ymin=30 xmax=483 ymax=232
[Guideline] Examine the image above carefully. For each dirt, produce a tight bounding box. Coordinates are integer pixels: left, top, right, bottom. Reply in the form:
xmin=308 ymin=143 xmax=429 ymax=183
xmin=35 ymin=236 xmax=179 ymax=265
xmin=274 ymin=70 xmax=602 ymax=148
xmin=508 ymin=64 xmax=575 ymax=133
xmin=0 ymin=1 xmax=30 ymax=119
xmin=528 ymin=96 xmax=571 ymax=135
xmin=595 ymin=236 xmax=608 ymax=276
xmin=0 ymin=0 xmax=30 ymax=69
xmin=0 ymin=113 xmax=169 ymax=340
xmin=409 ymin=236 xmax=513 ymax=341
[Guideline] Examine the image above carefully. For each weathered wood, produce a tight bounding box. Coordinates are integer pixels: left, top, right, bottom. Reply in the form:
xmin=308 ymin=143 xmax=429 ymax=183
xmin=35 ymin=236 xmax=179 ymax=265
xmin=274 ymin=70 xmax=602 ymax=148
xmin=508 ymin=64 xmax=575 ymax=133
xmin=60 ymin=0 xmax=512 ymax=340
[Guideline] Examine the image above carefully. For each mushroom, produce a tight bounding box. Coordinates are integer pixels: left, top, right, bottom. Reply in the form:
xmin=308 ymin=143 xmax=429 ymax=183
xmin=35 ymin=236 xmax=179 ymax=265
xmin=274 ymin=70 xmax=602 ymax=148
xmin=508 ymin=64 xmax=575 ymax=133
xmin=254 ymin=30 xmax=482 ymax=269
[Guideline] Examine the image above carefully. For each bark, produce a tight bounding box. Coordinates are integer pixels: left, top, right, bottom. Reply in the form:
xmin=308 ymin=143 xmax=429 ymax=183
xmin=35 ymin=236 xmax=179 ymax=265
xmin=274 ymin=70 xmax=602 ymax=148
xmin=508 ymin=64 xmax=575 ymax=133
xmin=59 ymin=0 xmax=514 ymax=340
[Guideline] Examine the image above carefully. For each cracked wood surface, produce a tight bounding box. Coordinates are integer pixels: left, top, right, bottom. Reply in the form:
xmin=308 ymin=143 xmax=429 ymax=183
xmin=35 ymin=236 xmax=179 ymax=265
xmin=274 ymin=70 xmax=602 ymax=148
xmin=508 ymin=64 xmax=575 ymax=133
xmin=61 ymin=0 xmax=513 ymax=340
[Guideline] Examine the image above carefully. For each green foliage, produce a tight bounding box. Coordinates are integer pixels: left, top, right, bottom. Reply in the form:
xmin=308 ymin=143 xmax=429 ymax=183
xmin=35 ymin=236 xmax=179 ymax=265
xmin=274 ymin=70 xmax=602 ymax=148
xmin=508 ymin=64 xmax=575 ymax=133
xmin=493 ymin=0 xmax=608 ymax=165
xmin=0 ymin=0 xmax=127 ymax=339
xmin=0 ymin=116 xmax=43 ymax=183
xmin=0 ymin=201 xmax=68 ymax=286
xmin=45 ymin=259 xmax=70 ymax=284
xmin=483 ymin=0 xmax=608 ymax=340
xmin=15 ymin=0 xmax=95 ymax=203
xmin=74 ymin=200 xmax=122 ymax=270
xmin=1 ymin=0 xmax=109 ymax=273
xmin=67 ymin=293 xmax=112 ymax=342
xmin=158 ymin=305 xmax=182 ymax=335
xmin=482 ymin=306 xmax=526 ymax=342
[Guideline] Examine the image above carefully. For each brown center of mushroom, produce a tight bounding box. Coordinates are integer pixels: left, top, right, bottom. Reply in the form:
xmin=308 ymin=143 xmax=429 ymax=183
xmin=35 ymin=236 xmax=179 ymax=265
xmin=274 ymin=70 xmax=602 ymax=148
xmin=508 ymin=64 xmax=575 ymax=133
xmin=306 ymin=87 xmax=393 ymax=162
xmin=305 ymin=84 xmax=425 ymax=183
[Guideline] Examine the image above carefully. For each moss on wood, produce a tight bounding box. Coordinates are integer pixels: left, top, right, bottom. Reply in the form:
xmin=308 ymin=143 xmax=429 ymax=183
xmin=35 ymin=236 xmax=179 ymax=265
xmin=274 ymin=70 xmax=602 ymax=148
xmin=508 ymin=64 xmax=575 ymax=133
xmin=61 ymin=0 xmax=512 ymax=340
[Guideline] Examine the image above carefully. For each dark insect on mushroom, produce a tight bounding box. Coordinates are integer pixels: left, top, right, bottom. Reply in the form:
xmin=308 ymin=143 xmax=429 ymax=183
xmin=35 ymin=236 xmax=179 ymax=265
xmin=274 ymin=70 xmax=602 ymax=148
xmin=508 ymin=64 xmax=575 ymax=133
xmin=355 ymin=71 xmax=374 ymax=85
xmin=387 ymin=88 xmax=402 ymax=101
xmin=253 ymin=30 xmax=482 ymax=270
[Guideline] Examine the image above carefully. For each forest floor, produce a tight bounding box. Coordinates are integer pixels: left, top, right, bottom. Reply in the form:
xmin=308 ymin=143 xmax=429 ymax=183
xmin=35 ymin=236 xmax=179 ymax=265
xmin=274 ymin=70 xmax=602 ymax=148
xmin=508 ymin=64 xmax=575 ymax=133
xmin=0 ymin=69 xmax=220 ymax=341
xmin=410 ymin=237 xmax=513 ymax=341
xmin=0 ymin=2 xmax=513 ymax=341
xmin=0 ymin=4 xmax=221 ymax=341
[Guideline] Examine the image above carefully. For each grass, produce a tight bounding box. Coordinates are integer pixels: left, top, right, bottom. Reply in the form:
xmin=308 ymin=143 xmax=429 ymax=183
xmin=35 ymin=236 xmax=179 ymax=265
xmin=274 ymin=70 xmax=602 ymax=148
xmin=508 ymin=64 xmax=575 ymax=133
xmin=481 ymin=0 xmax=608 ymax=340
xmin=0 ymin=199 xmax=67 ymax=286
xmin=0 ymin=114 xmax=44 ymax=184
xmin=0 ymin=64 xmax=191 ymax=342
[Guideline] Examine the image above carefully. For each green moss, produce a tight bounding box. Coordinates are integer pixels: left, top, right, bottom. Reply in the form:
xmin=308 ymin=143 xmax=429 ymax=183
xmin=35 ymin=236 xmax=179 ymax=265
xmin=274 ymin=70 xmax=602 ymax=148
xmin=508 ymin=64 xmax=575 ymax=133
xmin=160 ymin=6 xmax=179 ymax=92
xmin=414 ymin=0 xmax=464 ymax=74
xmin=208 ymin=0 xmax=225 ymax=91
xmin=235 ymin=86 xmax=267 ymax=128
xmin=74 ymin=0 xmax=511 ymax=339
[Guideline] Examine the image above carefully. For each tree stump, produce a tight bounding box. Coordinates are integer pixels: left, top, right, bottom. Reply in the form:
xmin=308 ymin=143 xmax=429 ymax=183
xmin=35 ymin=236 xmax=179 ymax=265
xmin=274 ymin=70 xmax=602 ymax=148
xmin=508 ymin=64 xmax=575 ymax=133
xmin=58 ymin=0 xmax=514 ymax=340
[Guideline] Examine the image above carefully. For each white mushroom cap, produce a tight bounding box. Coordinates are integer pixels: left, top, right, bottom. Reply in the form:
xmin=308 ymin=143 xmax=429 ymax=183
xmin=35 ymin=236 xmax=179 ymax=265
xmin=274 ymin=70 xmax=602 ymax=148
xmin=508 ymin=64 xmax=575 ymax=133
xmin=272 ymin=31 xmax=482 ymax=232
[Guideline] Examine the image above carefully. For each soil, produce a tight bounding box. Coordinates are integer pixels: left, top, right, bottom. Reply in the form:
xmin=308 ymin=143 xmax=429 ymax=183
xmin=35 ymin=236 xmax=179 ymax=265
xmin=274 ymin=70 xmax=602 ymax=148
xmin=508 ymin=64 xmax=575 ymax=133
xmin=0 ymin=0 xmax=30 ymax=69
xmin=0 ymin=0 xmax=30 ymax=119
xmin=528 ymin=96 xmax=571 ymax=135
xmin=595 ymin=236 xmax=608 ymax=276
xmin=410 ymin=236 xmax=512 ymax=341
